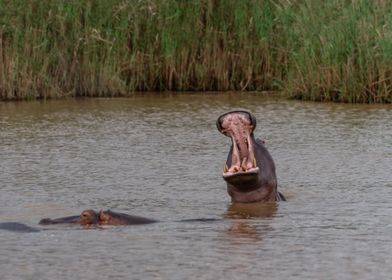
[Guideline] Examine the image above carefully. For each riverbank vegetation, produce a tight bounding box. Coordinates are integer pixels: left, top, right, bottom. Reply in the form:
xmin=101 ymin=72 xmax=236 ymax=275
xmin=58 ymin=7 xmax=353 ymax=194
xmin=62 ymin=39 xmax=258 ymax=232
xmin=0 ymin=0 xmax=392 ymax=103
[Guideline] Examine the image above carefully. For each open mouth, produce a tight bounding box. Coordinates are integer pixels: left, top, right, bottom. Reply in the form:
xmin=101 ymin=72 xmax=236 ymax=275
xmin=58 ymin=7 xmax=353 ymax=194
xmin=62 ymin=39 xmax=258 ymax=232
xmin=217 ymin=110 xmax=259 ymax=182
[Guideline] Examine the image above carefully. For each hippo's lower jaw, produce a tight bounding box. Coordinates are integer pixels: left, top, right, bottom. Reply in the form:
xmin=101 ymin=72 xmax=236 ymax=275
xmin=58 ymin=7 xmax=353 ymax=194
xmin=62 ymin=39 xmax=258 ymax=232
xmin=223 ymin=166 xmax=259 ymax=179
xmin=223 ymin=167 xmax=260 ymax=190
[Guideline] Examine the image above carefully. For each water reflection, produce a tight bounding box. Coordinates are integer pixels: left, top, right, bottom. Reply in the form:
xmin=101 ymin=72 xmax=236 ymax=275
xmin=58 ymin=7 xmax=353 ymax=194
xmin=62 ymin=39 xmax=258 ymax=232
xmin=225 ymin=202 xmax=278 ymax=242
xmin=226 ymin=202 xmax=278 ymax=219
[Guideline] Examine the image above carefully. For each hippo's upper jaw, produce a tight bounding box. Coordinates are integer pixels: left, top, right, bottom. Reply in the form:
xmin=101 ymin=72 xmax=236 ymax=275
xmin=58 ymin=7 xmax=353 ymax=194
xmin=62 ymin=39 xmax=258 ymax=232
xmin=217 ymin=110 xmax=260 ymax=187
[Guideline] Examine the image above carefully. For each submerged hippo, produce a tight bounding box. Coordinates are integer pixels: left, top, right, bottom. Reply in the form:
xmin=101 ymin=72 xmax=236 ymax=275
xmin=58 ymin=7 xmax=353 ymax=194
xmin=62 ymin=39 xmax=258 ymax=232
xmin=39 ymin=209 xmax=157 ymax=226
xmin=217 ymin=110 xmax=285 ymax=202
xmin=0 ymin=210 xmax=158 ymax=232
xmin=39 ymin=209 xmax=218 ymax=227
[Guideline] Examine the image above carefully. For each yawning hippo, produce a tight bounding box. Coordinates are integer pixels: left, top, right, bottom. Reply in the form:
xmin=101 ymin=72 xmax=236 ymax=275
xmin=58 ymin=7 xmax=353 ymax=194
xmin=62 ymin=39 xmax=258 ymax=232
xmin=217 ymin=110 xmax=285 ymax=202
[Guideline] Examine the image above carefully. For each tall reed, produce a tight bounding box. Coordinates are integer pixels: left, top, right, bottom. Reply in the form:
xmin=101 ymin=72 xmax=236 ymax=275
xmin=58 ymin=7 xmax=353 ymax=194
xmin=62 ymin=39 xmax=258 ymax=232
xmin=279 ymin=0 xmax=392 ymax=103
xmin=0 ymin=0 xmax=391 ymax=103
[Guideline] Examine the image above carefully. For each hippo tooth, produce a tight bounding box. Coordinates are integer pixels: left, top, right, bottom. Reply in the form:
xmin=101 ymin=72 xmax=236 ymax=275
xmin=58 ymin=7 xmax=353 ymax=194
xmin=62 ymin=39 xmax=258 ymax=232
xmin=241 ymin=157 xmax=248 ymax=171
xmin=224 ymin=163 xmax=229 ymax=173
xmin=230 ymin=135 xmax=241 ymax=168
xmin=253 ymin=158 xmax=257 ymax=168
xmin=247 ymin=134 xmax=256 ymax=165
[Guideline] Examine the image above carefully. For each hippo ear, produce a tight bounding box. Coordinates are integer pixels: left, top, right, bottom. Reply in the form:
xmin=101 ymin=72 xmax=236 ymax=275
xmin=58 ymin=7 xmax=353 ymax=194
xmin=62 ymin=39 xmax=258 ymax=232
xmin=216 ymin=116 xmax=225 ymax=134
xmin=98 ymin=210 xmax=104 ymax=219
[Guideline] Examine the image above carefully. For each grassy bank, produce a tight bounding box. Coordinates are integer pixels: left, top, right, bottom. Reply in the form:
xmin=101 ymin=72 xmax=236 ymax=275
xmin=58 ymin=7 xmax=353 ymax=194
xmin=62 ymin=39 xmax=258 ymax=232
xmin=0 ymin=0 xmax=392 ymax=103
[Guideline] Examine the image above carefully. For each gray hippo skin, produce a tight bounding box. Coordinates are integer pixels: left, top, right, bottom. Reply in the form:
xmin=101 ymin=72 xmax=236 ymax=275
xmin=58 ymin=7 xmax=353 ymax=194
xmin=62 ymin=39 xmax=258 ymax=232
xmin=0 ymin=222 xmax=40 ymax=233
xmin=0 ymin=210 xmax=157 ymax=232
xmin=217 ymin=110 xmax=285 ymax=202
xmin=40 ymin=209 xmax=215 ymax=226
xmin=38 ymin=215 xmax=80 ymax=225
xmin=39 ymin=209 xmax=158 ymax=226
xmin=1 ymin=210 xmax=216 ymax=232
xmin=97 ymin=210 xmax=157 ymax=225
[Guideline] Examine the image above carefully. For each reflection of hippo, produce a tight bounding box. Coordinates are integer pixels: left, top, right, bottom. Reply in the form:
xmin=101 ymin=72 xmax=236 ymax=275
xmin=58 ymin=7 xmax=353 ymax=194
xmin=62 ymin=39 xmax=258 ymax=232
xmin=225 ymin=202 xmax=278 ymax=219
xmin=225 ymin=202 xmax=278 ymax=241
xmin=39 ymin=209 xmax=157 ymax=226
xmin=217 ymin=110 xmax=285 ymax=202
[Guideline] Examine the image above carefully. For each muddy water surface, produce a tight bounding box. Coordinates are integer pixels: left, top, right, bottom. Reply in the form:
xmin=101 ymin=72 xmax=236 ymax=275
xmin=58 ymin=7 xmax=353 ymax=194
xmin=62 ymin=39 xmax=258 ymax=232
xmin=0 ymin=93 xmax=391 ymax=280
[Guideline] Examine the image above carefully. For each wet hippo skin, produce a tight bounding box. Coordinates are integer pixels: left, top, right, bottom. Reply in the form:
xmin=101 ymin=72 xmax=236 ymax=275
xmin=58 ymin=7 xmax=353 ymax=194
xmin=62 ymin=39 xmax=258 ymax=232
xmin=0 ymin=222 xmax=40 ymax=233
xmin=38 ymin=215 xmax=80 ymax=225
xmin=0 ymin=210 xmax=157 ymax=233
xmin=217 ymin=110 xmax=285 ymax=202
xmin=39 ymin=209 xmax=216 ymax=227
xmin=39 ymin=209 xmax=158 ymax=226
xmin=97 ymin=210 xmax=157 ymax=225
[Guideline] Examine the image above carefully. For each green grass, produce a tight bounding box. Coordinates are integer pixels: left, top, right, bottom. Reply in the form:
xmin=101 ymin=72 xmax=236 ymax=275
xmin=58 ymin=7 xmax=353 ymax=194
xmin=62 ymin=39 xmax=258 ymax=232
xmin=0 ymin=0 xmax=392 ymax=103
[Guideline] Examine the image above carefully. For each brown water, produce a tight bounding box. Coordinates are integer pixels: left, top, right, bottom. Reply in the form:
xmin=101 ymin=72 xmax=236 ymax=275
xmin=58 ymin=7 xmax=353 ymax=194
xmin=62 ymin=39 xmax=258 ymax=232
xmin=0 ymin=93 xmax=391 ymax=280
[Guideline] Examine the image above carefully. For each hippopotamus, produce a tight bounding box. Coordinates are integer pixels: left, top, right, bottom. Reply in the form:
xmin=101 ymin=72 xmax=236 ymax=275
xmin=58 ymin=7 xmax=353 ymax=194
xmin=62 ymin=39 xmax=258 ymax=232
xmin=217 ymin=110 xmax=285 ymax=202
xmin=40 ymin=209 xmax=217 ymax=226
xmin=39 ymin=209 xmax=157 ymax=226
xmin=0 ymin=210 xmax=158 ymax=232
